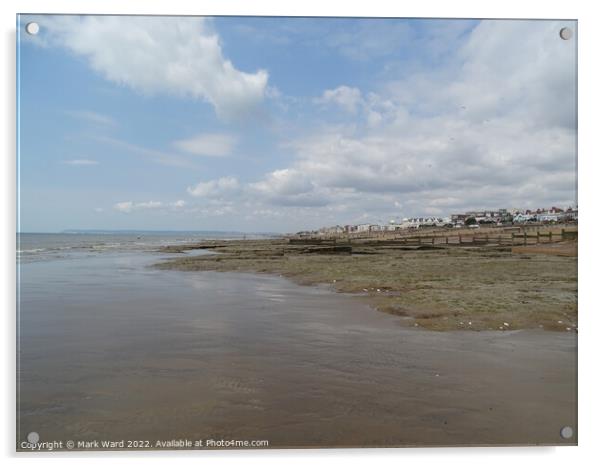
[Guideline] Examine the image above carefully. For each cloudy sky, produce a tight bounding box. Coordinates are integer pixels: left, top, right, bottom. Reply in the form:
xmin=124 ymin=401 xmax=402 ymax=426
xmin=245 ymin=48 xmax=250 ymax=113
xmin=18 ymin=15 xmax=576 ymax=233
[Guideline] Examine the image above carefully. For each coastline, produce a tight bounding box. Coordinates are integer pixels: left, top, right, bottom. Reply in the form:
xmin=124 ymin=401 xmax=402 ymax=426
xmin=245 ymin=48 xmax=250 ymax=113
xmin=17 ymin=236 xmax=577 ymax=447
xmin=155 ymin=237 xmax=578 ymax=332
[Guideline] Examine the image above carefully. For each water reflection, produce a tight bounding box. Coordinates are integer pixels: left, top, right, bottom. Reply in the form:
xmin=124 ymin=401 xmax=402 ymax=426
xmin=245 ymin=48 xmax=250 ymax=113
xmin=18 ymin=251 xmax=577 ymax=448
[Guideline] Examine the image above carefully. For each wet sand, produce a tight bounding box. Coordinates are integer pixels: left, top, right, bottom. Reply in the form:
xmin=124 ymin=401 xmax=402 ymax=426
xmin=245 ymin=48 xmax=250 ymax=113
xmin=18 ymin=251 xmax=577 ymax=449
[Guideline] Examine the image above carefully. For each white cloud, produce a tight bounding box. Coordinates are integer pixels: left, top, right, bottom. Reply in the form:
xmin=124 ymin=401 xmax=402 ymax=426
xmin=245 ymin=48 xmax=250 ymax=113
xmin=315 ymin=86 xmax=399 ymax=127
xmin=251 ymin=169 xmax=312 ymax=196
xmin=187 ymin=176 xmax=240 ymax=197
xmin=59 ymin=19 xmax=575 ymax=232
xmin=183 ymin=20 xmax=576 ymax=227
xmin=39 ymin=16 xmax=268 ymax=120
xmin=114 ymin=200 xmax=186 ymax=213
xmin=249 ymin=169 xmax=332 ymax=207
xmin=114 ymin=201 xmax=134 ymax=213
xmin=62 ymin=159 xmax=99 ymax=166
xmin=316 ymin=86 xmax=363 ymax=114
xmin=173 ymin=133 xmax=236 ymax=157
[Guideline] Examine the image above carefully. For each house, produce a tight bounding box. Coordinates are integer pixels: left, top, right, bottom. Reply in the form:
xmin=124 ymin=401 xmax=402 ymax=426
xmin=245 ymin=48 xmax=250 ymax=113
xmin=564 ymin=207 xmax=578 ymax=221
xmin=400 ymin=217 xmax=444 ymax=229
xmin=451 ymin=214 xmax=468 ymax=224
xmin=537 ymin=213 xmax=561 ymax=222
xmin=513 ymin=213 xmax=536 ymax=223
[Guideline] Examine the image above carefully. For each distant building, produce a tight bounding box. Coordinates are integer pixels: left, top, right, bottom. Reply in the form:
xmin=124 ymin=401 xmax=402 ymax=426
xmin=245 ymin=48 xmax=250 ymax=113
xmin=451 ymin=214 xmax=468 ymax=224
xmin=536 ymin=213 xmax=561 ymax=222
xmin=513 ymin=213 xmax=536 ymax=223
xmin=564 ymin=207 xmax=578 ymax=221
xmin=399 ymin=217 xmax=444 ymax=229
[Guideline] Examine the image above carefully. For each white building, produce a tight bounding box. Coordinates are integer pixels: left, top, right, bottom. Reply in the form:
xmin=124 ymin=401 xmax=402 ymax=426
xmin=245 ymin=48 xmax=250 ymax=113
xmin=513 ymin=213 xmax=536 ymax=223
xmin=401 ymin=217 xmax=444 ymax=229
xmin=536 ymin=213 xmax=561 ymax=222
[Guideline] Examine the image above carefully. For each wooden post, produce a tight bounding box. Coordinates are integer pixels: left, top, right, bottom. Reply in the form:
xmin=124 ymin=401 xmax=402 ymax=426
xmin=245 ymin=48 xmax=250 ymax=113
xmin=524 ymin=232 xmax=527 ymax=245
xmin=561 ymin=228 xmax=565 ymax=240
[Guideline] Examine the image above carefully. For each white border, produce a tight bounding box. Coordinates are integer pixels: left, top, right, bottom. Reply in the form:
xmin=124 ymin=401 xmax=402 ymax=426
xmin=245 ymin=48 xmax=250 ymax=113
xmin=2 ymin=1 xmax=600 ymax=465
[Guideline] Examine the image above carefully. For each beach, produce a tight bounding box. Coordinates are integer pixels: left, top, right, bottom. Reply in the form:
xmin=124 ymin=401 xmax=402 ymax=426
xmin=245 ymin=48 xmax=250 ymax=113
xmin=157 ymin=236 xmax=578 ymax=332
xmin=17 ymin=233 xmax=577 ymax=449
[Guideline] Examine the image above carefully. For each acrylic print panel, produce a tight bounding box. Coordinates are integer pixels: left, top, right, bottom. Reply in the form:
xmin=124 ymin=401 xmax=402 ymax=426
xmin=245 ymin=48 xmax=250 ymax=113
xmin=16 ymin=15 xmax=577 ymax=451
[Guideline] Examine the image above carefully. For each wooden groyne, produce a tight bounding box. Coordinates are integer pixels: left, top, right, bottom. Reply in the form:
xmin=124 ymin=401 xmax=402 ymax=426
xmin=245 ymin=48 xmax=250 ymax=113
xmin=290 ymin=226 xmax=577 ymax=249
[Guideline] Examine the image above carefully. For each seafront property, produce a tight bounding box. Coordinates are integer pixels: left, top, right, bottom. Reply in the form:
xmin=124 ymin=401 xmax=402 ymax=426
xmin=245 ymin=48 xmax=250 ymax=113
xmin=301 ymin=206 xmax=578 ymax=238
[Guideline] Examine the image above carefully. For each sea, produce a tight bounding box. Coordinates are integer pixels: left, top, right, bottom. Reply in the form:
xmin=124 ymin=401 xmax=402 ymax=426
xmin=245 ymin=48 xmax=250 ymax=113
xmin=17 ymin=231 xmax=271 ymax=264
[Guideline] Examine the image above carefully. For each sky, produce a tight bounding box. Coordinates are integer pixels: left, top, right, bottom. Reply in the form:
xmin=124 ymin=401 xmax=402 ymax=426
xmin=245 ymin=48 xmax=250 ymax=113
xmin=17 ymin=15 xmax=577 ymax=233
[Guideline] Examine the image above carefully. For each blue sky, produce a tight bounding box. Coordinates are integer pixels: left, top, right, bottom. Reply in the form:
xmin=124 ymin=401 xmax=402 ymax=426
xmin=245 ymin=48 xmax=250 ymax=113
xmin=18 ymin=16 xmax=576 ymax=233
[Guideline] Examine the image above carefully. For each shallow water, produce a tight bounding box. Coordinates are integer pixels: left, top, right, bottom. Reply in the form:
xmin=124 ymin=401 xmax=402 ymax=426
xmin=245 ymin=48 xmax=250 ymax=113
xmin=17 ymin=247 xmax=577 ymax=449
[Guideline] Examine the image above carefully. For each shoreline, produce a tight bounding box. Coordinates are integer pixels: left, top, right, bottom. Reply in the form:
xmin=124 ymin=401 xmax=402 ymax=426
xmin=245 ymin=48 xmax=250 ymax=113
xmin=17 ymin=236 xmax=577 ymax=447
xmin=155 ymin=237 xmax=577 ymax=332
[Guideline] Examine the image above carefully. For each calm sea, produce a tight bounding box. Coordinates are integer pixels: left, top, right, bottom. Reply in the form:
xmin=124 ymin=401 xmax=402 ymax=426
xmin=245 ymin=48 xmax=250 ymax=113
xmin=17 ymin=232 xmax=268 ymax=264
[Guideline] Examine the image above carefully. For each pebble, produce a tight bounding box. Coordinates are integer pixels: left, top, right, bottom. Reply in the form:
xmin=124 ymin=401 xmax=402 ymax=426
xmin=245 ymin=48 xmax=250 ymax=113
xmin=503 ymin=322 xmax=510 ymax=327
